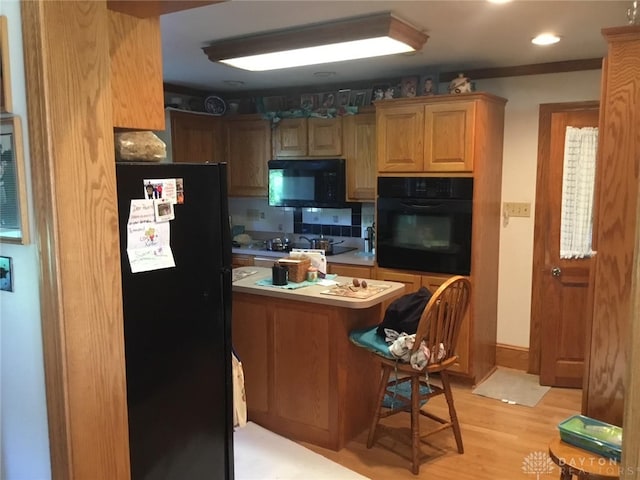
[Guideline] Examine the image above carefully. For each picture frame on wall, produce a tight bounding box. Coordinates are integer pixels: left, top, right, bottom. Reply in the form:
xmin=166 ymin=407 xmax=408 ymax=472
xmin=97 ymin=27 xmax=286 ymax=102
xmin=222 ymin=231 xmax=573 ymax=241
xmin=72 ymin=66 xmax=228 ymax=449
xmin=300 ymin=93 xmax=317 ymax=110
xmin=320 ymin=92 xmax=336 ymax=108
xmin=262 ymin=96 xmax=284 ymax=112
xmin=0 ymin=255 xmax=12 ymax=291
xmin=400 ymin=76 xmax=419 ymax=97
xmin=419 ymin=72 xmax=440 ymax=96
xmin=349 ymin=89 xmax=371 ymax=107
xmin=0 ymin=115 xmax=30 ymax=244
xmin=336 ymin=89 xmax=350 ymax=108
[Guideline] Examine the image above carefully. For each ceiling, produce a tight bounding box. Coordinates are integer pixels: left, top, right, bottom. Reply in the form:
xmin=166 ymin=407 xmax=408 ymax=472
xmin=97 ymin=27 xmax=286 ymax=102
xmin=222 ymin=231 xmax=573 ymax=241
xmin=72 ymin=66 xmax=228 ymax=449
xmin=160 ymin=0 xmax=632 ymax=94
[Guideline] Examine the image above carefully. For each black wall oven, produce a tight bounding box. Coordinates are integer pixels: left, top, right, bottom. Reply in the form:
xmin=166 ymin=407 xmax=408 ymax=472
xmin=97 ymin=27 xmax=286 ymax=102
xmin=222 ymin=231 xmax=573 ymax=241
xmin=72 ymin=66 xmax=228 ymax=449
xmin=377 ymin=177 xmax=473 ymax=275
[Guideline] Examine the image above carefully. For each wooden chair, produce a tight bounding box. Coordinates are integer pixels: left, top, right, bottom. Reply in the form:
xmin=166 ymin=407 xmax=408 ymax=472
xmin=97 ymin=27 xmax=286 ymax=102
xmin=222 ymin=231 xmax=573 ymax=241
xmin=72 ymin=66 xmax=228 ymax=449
xmin=350 ymin=275 xmax=471 ymax=474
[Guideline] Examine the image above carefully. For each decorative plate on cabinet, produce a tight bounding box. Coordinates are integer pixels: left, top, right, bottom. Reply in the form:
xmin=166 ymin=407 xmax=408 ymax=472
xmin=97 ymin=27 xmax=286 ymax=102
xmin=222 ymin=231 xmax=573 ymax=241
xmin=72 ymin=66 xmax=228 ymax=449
xmin=204 ymin=95 xmax=226 ymax=115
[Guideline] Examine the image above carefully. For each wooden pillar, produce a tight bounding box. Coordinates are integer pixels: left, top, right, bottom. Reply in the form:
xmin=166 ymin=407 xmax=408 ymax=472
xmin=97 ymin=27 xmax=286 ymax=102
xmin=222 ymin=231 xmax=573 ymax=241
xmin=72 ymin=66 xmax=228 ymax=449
xmin=21 ymin=1 xmax=130 ymax=478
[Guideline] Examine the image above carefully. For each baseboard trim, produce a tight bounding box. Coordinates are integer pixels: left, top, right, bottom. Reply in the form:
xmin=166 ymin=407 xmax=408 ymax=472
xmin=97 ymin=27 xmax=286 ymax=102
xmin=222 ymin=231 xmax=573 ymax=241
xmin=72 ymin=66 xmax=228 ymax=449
xmin=496 ymin=343 xmax=529 ymax=371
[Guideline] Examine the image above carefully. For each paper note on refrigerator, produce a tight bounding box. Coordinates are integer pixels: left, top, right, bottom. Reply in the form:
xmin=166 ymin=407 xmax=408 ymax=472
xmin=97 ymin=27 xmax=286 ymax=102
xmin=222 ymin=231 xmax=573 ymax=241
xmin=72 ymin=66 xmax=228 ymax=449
xmin=126 ymin=200 xmax=175 ymax=273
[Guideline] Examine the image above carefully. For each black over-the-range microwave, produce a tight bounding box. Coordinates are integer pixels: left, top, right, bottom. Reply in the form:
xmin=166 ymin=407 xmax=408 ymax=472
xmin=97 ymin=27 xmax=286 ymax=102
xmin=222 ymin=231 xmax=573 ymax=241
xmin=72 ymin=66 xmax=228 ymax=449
xmin=267 ymin=158 xmax=347 ymax=208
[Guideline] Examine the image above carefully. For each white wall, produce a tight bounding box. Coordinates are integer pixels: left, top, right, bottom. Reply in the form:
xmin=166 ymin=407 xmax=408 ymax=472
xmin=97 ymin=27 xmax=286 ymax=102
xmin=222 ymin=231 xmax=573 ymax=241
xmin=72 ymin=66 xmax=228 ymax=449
xmin=478 ymin=71 xmax=602 ymax=347
xmin=0 ymin=1 xmax=51 ymax=479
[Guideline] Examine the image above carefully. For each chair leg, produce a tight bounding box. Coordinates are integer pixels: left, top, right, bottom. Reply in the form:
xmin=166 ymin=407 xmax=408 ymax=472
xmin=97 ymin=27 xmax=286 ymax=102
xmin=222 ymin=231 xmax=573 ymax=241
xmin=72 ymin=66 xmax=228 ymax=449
xmin=367 ymin=364 xmax=391 ymax=449
xmin=441 ymin=370 xmax=464 ymax=453
xmin=411 ymin=374 xmax=421 ymax=475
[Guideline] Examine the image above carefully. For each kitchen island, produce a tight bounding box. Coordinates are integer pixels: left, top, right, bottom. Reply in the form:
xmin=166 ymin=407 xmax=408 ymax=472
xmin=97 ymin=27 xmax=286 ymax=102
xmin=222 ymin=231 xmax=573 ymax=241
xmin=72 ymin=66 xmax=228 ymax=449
xmin=232 ymin=267 xmax=404 ymax=450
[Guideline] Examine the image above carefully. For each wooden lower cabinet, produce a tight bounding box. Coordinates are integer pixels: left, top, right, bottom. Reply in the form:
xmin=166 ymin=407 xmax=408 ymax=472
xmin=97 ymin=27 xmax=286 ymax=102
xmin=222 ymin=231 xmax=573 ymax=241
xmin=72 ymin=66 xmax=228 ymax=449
xmin=232 ymin=254 xmax=254 ymax=269
xmin=232 ymin=292 xmax=381 ymax=450
xmin=374 ymin=267 xmax=471 ymax=377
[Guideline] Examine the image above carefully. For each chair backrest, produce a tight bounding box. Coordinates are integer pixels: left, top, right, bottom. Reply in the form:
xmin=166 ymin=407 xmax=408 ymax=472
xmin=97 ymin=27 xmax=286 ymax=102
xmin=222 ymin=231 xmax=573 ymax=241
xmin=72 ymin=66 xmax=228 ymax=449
xmin=411 ymin=276 xmax=471 ymax=365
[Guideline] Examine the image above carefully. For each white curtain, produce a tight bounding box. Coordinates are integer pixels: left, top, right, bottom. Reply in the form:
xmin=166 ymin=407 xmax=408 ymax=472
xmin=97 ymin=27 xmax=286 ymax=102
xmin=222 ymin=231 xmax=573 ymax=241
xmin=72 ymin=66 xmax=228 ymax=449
xmin=560 ymin=126 xmax=598 ymax=259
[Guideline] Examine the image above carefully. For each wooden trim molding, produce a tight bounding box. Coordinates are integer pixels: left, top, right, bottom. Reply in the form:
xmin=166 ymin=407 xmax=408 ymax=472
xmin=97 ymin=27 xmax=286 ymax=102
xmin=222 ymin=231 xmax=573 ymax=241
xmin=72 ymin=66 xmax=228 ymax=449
xmin=495 ymin=343 xmax=529 ymax=372
xmin=440 ymin=58 xmax=603 ymax=83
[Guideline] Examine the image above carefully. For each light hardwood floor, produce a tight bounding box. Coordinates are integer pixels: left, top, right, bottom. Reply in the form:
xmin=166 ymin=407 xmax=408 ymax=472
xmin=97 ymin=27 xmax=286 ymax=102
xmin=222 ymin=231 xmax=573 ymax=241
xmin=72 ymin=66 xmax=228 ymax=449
xmin=301 ymin=378 xmax=585 ymax=479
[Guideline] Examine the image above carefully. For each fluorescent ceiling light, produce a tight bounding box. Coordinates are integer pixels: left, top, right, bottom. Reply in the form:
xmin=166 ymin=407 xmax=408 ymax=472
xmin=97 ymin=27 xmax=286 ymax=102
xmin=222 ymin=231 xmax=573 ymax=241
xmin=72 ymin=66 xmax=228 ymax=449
xmin=532 ymin=33 xmax=561 ymax=45
xmin=202 ymin=12 xmax=428 ymax=72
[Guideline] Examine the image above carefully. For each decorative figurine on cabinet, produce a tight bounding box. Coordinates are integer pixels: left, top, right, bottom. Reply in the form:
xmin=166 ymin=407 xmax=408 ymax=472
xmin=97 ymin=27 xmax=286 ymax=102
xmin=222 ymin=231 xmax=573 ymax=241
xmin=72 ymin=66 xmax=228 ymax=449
xmin=448 ymin=73 xmax=472 ymax=94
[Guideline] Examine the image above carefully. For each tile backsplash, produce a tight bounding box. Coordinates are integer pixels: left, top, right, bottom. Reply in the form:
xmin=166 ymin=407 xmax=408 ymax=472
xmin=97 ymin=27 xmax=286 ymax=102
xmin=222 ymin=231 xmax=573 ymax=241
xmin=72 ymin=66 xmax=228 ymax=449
xmin=228 ymin=197 xmax=374 ymax=239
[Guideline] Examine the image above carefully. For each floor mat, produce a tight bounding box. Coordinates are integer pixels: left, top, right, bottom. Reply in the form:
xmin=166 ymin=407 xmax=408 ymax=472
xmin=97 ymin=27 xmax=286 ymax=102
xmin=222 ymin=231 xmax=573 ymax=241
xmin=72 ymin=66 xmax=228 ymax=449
xmin=471 ymin=367 xmax=551 ymax=407
xmin=234 ymin=422 xmax=370 ymax=480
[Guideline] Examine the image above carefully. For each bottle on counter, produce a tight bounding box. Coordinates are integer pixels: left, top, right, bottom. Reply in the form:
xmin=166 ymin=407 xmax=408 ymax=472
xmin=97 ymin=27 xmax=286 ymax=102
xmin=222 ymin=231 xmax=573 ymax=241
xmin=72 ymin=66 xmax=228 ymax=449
xmin=307 ymin=266 xmax=318 ymax=282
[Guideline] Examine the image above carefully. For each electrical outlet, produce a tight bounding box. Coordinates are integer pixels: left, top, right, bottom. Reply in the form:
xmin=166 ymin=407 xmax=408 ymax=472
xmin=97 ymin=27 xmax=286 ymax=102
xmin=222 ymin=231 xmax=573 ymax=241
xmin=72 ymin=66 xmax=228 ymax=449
xmin=260 ymin=211 xmax=265 ymax=219
xmin=332 ymin=215 xmax=339 ymax=223
xmin=503 ymin=202 xmax=531 ymax=217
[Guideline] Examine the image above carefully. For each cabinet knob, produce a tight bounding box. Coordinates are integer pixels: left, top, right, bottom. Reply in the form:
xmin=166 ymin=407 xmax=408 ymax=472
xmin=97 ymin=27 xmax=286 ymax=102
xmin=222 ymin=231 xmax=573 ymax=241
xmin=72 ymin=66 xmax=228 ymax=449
xmin=551 ymin=267 xmax=562 ymax=277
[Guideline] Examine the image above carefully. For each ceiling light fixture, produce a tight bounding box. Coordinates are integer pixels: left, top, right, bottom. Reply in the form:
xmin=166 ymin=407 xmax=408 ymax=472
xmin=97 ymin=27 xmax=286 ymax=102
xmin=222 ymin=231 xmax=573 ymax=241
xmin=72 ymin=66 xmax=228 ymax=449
xmin=531 ymin=33 xmax=561 ymax=46
xmin=202 ymin=12 xmax=428 ymax=72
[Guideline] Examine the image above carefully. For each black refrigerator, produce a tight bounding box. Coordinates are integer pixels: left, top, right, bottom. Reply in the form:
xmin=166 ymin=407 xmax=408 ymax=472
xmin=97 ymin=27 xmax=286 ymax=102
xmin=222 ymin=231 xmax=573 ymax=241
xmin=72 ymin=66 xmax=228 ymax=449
xmin=115 ymin=162 xmax=233 ymax=480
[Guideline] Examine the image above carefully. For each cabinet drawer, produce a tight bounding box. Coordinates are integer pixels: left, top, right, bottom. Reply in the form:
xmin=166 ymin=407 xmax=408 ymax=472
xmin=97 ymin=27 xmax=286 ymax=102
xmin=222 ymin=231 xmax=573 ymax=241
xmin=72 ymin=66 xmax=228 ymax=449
xmin=328 ymin=264 xmax=372 ymax=279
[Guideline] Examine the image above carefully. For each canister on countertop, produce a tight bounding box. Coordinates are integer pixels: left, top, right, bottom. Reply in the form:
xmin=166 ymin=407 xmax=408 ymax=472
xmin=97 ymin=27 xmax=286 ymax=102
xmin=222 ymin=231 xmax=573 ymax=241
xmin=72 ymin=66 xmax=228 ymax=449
xmin=272 ymin=264 xmax=289 ymax=285
xmin=307 ymin=266 xmax=318 ymax=282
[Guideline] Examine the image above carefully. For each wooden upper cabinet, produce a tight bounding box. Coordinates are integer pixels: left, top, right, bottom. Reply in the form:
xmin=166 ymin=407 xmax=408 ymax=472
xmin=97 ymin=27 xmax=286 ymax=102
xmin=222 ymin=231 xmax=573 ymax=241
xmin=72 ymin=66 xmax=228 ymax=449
xmin=376 ymin=104 xmax=424 ymax=172
xmin=308 ymin=118 xmax=342 ymax=156
xmin=108 ymin=10 xmax=164 ymax=130
xmin=273 ymin=118 xmax=307 ymax=157
xmin=169 ymin=110 xmax=223 ymax=163
xmin=424 ymin=101 xmax=475 ymax=172
xmin=226 ymin=117 xmax=271 ymax=197
xmin=343 ymin=113 xmax=376 ymax=201
xmin=376 ymin=94 xmax=505 ymax=174
xmin=273 ymin=117 xmax=342 ymax=157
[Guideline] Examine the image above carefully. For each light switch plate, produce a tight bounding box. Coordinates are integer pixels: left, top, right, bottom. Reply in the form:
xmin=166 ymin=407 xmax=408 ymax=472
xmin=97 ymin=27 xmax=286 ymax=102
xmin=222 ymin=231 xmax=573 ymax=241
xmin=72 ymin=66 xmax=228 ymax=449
xmin=503 ymin=202 xmax=531 ymax=218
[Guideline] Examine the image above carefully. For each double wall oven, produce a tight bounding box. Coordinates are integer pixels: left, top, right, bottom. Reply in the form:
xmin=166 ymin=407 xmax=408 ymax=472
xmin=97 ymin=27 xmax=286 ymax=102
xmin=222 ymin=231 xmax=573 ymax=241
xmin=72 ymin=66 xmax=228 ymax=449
xmin=376 ymin=177 xmax=473 ymax=275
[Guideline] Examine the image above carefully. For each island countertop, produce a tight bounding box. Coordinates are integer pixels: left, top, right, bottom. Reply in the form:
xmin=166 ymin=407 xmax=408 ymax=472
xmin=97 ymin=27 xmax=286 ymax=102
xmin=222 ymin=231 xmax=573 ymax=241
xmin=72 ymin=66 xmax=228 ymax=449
xmin=232 ymin=266 xmax=404 ymax=309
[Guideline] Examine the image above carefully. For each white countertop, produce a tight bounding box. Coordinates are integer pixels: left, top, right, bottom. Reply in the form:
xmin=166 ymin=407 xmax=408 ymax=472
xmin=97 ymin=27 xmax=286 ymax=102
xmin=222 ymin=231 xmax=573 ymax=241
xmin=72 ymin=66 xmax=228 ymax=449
xmin=232 ymin=267 xmax=403 ymax=309
xmin=232 ymin=246 xmax=376 ymax=267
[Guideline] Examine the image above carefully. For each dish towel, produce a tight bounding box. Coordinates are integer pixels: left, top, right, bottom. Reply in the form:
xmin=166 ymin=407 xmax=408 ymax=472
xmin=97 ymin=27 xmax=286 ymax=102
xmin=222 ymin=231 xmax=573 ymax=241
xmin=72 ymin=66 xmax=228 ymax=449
xmin=560 ymin=126 xmax=598 ymax=259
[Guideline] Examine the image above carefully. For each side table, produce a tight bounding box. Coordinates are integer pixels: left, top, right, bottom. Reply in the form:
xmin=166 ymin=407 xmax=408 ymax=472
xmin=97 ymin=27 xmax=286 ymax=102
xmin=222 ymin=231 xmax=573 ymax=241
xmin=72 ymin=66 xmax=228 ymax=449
xmin=548 ymin=436 xmax=620 ymax=479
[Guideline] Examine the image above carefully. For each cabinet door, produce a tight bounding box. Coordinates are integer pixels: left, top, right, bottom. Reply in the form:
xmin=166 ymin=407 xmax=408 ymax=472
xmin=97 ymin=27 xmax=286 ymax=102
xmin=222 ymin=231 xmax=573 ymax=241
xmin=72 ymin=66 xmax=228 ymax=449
xmin=273 ymin=303 xmax=331 ymax=430
xmin=343 ymin=114 xmax=376 ymax=201
xmin=308 ymin=118 xmax=342 ymax=156
xmin=422 ymin=274 xmax=470 ymax=375
xmin=232 ymin=294 xmax=270 ymax=414
xmin=376 ymin=105 xmax=424 ymax=172
xmin=170 ymin=110 xmax=223 ymax=163
xmin=328 ymin=263 xmax=372 ymax=279
xmin=226 ymin=118 xmax=271 ymax=196
xmin=109 ymin=10 xmax=164 ymax=130
xmin=424 ymin=101 xmax=475 ymax=172
xmin=273 ymin=118 xmax=307 ymax=157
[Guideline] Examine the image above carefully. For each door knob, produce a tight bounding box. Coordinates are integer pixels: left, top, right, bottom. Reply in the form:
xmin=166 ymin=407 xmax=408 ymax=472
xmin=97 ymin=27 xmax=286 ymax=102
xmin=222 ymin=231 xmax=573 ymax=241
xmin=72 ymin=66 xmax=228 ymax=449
xmin=551 ymin=267 xmax=561 ymax=277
